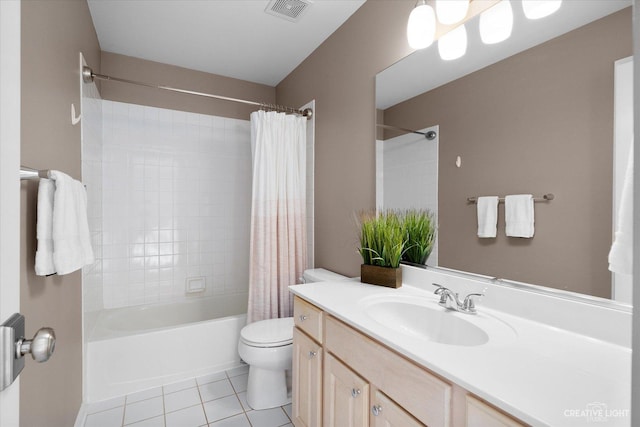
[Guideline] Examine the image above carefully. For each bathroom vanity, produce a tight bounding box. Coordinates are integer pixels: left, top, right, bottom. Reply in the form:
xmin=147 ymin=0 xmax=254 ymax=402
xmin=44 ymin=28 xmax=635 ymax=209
xmin=289 ymin=266 xmax=631 ymax=427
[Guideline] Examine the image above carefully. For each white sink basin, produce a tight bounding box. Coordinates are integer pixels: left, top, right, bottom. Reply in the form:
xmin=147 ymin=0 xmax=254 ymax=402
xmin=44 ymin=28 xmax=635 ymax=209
xmin=360 ymin=294 xmax=516 ymax=347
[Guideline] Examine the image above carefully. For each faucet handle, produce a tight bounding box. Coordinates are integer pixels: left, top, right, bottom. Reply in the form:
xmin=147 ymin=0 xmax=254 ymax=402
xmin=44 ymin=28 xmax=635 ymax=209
xmin=432 ymin=283 xmax=449 ymax=295
xmin=462 ymin=293 xmax=484 ymax=313
xmin=432 ymin=284 xmax=449 ymax=304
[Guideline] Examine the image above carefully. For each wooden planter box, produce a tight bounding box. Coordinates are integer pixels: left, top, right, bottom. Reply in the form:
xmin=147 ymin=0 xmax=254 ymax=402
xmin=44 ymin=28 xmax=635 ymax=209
xmin=360 ymin=264 xmax=402 ymax=289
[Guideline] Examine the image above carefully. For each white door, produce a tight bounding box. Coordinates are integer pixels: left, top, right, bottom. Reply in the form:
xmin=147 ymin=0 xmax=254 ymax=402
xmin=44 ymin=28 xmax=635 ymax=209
xmin=0 ymin=0 xmax=22 ymax=425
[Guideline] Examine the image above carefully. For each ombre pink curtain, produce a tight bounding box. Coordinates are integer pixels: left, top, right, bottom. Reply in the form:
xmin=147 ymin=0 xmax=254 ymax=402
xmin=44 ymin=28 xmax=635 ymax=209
xmin=247 ymin=110 xmax=307 ymax=323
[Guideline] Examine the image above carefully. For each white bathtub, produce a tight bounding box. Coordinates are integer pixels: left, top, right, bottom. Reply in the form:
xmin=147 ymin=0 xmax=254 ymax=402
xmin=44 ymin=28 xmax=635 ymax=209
xmin=85 ymin=294 xmax=247 ymax=402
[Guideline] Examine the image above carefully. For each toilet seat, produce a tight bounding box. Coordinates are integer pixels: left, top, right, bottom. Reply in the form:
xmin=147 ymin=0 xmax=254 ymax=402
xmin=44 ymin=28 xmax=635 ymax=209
xmin=240 ymin=317 xmax=294 ymax=348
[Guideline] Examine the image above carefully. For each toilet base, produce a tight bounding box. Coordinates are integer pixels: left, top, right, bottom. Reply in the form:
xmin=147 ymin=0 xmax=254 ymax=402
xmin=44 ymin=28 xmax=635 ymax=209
xmin=245 ymin=365 xmax=291 ymax=410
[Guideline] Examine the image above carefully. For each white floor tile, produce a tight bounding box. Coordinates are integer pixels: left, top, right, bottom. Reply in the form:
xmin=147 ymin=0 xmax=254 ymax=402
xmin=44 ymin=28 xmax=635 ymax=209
xmin=203 ymin=395 xmax=244 ymax=423
xmin=164 ymin=378 xmax=197 ymax=394
xmin=126 ymin=415 xmax=165 ymax=427
xmin=197 ymin=371 xmax=227 ymax=385
xmin=282 ymin=404 xmax=292 ymax=421
xmin=207 ymin=413 xmax=251 ymax=427
xmin=236 ymin=392 xmax=250 ymax=412
xmin=85 ymin=406 xmax=124 ymax=427
xmin=164 ymin=387 xmax=201 ymax=413
xmin=165 ymin=404 xmax=207 ymax=427
xmin=199 ymin=379 xmax=234 ymax=402
xmin=127 ymin=387 xmax=163 ymax=404
xmin=225 ymin=365 xmax=249 ymax=378
xmin=124 ymin=396 xmax=164 ymax=425
xmin=86 ymin=396 xmax=126 ymax=415
xmin=246 ymin=407 xmax=289 ymax=427
xmin=229 ymin=374 xmax=248 ymax=393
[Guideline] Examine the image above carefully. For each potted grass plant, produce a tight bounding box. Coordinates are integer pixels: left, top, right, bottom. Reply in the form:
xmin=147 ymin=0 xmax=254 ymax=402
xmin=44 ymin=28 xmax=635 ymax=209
xmin=401 ymin=209 xmax=436 ymax=265
xmin=357 ymin=210 xmax=406 ymax=288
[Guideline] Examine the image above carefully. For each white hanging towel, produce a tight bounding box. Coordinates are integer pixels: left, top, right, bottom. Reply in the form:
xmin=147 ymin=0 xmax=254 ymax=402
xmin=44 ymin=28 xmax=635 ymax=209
xmin=505 ymin=194 xmax=535 ymax=238
xmin=609 ymin=142 xmax=633 ymax=275
xmin=35 ymin=178 xmax=56 ymax=276
xmin=35 ymin=170 xmax=95 ymax=276
xmin=477 ymin=196 xmax=499 ymax=238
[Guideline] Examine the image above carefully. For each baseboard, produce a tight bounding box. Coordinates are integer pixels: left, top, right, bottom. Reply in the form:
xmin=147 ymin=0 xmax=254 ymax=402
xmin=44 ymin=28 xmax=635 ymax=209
xmin=74 ymin=403 xmax=88 ymax=427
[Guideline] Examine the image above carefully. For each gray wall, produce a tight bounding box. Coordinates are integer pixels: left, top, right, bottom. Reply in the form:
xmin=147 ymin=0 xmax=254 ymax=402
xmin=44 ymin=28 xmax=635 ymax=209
xmin=383 ymin=8 xmax=632 ymax=298
xmin=100 ymin=51 xmax=276 ymax=120
xmin=20 ymin=0 xmax=101 ymax=425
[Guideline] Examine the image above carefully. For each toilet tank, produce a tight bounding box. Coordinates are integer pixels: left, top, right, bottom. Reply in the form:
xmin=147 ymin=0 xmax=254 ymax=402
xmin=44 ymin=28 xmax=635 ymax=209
xmin=302 ymin=268 xmax=349 ymax=283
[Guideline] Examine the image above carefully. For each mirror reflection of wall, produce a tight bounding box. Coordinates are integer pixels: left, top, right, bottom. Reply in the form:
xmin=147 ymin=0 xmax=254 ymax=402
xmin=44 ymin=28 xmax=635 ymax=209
xmin=377 ymin=4 xmax=632 ymax=300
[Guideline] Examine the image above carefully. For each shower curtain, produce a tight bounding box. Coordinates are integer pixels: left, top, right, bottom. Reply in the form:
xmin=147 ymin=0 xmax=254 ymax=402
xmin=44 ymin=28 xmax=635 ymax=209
xmin=247 ymin=110 xmax=307 ymax=323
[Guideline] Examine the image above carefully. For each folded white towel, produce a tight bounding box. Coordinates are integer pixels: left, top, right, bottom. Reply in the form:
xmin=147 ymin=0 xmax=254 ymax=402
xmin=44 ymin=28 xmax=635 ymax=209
xmin=35 ymin=178 xmax=56 ymax=276
xmin=505 ymin=194 xmax=535 ymax=238
xmin=49 ymin=170 xmax=95 ymax=275
xmin=609 ymin=142 xmax=633 ymax=275
xmin=477 ymin=196 xmax=499 ymax=238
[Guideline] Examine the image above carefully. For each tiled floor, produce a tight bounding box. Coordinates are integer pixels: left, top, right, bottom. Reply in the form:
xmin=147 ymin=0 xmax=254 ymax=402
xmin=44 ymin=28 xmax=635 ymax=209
xmin=83 ymin=365 xmax=293 ymax=427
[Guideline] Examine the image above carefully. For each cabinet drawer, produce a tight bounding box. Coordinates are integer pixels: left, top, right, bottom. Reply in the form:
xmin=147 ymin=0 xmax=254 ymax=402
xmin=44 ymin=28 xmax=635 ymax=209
xmin=325 ymin=315 xmax=452 ymax=427
xmin=294 ymin=296 xmax=323 ymax=343
xmin=466 ymin=395 xmax=526 ymax=427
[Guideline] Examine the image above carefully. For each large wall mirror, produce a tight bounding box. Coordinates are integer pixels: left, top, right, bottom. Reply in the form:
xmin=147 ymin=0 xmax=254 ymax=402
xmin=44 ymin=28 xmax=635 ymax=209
xmin=376 ymin=1 xmax=632 ymax=304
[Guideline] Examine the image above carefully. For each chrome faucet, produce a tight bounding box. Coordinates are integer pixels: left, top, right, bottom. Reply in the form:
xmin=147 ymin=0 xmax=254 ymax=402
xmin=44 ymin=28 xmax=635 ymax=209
xmin=432 ymin=284 xmax=484 ymax=314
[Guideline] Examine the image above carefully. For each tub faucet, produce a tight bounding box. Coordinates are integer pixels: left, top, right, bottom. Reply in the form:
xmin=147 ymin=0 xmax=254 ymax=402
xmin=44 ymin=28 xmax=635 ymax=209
xmin=432 ymin=284 xmax=484 ymax=314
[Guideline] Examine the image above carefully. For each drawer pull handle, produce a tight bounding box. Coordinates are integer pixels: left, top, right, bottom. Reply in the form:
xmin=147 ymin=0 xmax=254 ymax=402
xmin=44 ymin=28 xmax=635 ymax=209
xmin=372 ymin=405 xmax=383 ymax=416
xmin=299 ymin=315 xmax=308 ymax=321
xmin=308 ymin=350 xmax=317 ymax=359
xmin=351 ymin=388 xmax=361 ymax=398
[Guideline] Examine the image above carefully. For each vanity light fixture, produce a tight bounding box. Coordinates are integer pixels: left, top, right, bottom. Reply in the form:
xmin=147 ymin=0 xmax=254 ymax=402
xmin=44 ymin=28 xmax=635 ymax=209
xmin=407 ymin=0 xmax=437 ymax=49
xmin=438 ymin=24 xmax=467 ymax=60
xmin=435 ymin=0 xmax=470 ymax=25
xmin=479 ymin=0 xmax=513 ymax=44
xmin=522 ymin=0 xmax=562 ymax=20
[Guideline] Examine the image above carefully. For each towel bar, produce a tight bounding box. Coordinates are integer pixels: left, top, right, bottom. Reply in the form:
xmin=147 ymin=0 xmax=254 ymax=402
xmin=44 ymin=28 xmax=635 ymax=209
xmin=20 ymin=167 xmax=50 ymax=181
xmin=467 ymin=194 xmax=554 ymax=204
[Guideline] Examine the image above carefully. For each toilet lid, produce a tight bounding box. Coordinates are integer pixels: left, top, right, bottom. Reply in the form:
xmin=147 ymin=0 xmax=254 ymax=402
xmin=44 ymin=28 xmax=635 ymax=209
xmin=240 ymin=317 xmax=294 ymax=347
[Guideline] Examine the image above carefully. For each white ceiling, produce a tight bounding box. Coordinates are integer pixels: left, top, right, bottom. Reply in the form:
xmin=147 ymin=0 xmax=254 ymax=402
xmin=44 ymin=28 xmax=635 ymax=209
xmin=87 ymin=0 xmax=366 ymax=87
xmin=377 ymin=0 xmax=631 ymax=109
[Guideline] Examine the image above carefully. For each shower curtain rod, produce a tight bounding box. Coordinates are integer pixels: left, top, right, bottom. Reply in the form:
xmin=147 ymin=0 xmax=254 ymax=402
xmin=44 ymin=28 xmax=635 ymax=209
xmin=377 ymin=124 xmax=437 ymax=140
xmin=82 ymin=66 xmax=313 ymax=119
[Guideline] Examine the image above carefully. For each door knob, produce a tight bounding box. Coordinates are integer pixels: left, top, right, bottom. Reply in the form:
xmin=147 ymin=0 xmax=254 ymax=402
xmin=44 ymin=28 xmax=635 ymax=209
xmin=17 ymin=327 xmax=56 ymax=362
xmin=1 ymin=313 xmax=56 ymax=392
xmin=372 ymin=405 xmax=383 ymax=416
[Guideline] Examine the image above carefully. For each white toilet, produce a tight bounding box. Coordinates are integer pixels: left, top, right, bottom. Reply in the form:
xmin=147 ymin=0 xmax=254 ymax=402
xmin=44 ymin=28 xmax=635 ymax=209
xmin=238 ymin=268 xmax=349 ymax=410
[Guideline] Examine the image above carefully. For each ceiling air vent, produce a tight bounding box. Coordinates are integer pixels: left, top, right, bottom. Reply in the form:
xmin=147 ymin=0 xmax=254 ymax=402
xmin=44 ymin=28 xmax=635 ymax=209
xmin=265 ymin=0 xmax=312 ymax=23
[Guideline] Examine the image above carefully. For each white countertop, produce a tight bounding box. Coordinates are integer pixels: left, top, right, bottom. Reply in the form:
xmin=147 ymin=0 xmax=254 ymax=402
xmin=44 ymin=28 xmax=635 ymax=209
xmin=289 ymin=280 xmax=631 ymax=427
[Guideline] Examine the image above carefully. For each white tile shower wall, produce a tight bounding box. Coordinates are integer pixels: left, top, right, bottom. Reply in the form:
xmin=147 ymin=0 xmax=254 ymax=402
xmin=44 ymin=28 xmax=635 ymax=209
xmin=100 ymin=101 xmax=252 ymax=309
xmin=382 ymin=127 xmax=438 ymax=266
xmin=81 ymin=76 xmax=104 ymax=316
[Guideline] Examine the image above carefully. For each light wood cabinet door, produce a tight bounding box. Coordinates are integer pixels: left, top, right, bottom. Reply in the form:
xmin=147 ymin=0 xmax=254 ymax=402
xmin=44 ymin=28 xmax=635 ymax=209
xmin=323 ymin=353 xmax=369 ymax=427
xmin=466 ymin=395 xmax=526 ymax=427
xmin=370 ymin=389 xmax=425 ymax=427
xmin=293 ymin=327 xmax=323 ymax=427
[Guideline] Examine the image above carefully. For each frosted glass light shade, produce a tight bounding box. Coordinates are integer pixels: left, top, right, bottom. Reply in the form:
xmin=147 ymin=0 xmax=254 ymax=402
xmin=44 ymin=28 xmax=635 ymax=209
xmin=407 ymin=3 xmax=436 ymax=49
xmin=436 ymin=0 xmax=469 ymax=25
xmin=438 ymin=24 xmax=467 ymax=60
xmin=479 ymin=0 xmax=513 ymax=44
xmin=522 ymin=0 xmax=562 ymax=20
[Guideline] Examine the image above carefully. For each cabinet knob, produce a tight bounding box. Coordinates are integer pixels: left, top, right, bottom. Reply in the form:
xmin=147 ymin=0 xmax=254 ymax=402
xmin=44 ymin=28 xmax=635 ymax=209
xmin=351 ymin=388 xmax=361 ymax=398
xmin=372 ymin=405 xmax=383 ymax=416
xmin=308 ymin=350 xmax=317 ymax=359
xmin=299 ymin=314 xmax=308 ymax=321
